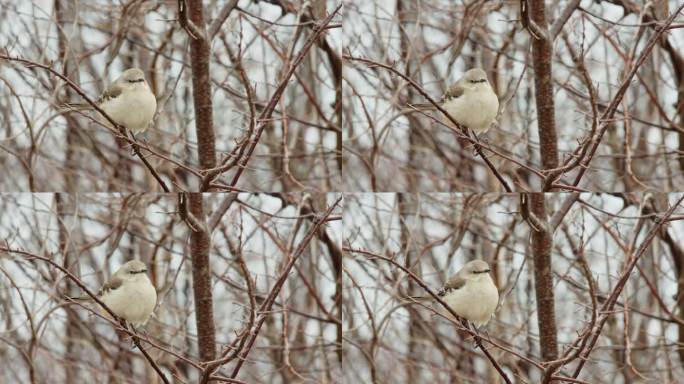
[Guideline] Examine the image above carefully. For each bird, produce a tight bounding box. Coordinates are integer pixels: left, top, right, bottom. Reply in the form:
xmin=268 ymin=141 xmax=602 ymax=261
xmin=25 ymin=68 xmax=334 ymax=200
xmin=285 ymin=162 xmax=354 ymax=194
xmin=71 ymin=260 xmax=157 ymax=326
xmin=437 ymin=259 xmax=499 ymax=328
xmin=411 ymin=68 xmax=499 ymax=134
xmin=64 ymin=68 xmax=157 ymax=135
xmin=99 ymin=260 xmax=157 ymax=326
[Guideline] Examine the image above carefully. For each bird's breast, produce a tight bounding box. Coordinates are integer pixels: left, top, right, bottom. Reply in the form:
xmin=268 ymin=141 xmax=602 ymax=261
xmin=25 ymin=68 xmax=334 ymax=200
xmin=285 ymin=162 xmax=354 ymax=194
xmin=442 ymin=88 xmax=498 ymax=132
xmin=102 ymin=89 xmax=156 ymax=132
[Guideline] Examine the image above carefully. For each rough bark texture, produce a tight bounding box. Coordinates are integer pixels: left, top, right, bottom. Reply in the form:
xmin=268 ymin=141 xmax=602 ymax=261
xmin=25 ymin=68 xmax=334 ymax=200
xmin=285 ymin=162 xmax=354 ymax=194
xmin=530 ymin=0 xmax=559 ymax=171
xmin=189 ymin=193 xmax=217 ymax=361
xmin=186 ymin=2 xmax=218 ymax=357
xmin=530 ymin=193 xmax=559 ymax=361
xmin=527 ymin=0 xmax=559 ymax=364
xmin=188 ymin=0 xmax=216 ymax=174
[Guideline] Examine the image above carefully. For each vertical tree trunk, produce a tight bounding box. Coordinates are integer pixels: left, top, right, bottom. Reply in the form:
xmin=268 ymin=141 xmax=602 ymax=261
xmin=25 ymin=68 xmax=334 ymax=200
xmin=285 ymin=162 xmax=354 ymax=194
xmin=188 ymin=0 xmax=216 ymax=177
xmin=185 ymin=0 xmax=217 ymax=361
xmin=526 ymin=0 xmax=560 ymax=363
xmin=529 ymin=0 xmax=559 ymax=171
xmin=529 ymin=193 xmax=559 ymax=361
xmin=188 ymin=193 xmax=217 ymax=361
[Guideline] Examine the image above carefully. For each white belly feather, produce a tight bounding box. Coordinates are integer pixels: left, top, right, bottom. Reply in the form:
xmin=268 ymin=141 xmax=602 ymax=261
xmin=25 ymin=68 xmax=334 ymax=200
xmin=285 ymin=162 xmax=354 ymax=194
xmin=101 ymin=89 xmax=157 ymax=133
xmin=101 ymin=278 xmax=157 ymax=325
xmin=442 ymin=276 xmax=499 ymax=327
xmin=442 ymin=88 xmax=499 ymax=133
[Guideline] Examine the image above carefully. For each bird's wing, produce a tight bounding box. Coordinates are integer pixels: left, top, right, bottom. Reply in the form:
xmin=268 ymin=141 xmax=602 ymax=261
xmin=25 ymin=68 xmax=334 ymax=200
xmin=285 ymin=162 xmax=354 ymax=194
xmin=98 ymin=275 xmax=124 ymax=296
xmin=437 ymin=275 xmax=465 ymax=296
xmin=442 ymin=82 xmax=465 ymax=102
xmin=97 ymin=82 xmax=124 ymax=104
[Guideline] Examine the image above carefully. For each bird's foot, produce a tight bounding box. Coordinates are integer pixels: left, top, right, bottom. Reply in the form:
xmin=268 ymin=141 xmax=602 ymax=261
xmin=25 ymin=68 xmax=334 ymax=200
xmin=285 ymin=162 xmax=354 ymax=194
xmin=127 ymin=130 xmax=141 ymax=156
xmin=465 ymin=321 xmax=486 ymax=347
xmin=128 ymin=131 xmax=137 ymax=156
xmin=468 ymin=130 xmax=489 ymax=156
xmin=127 ymin=324 xmax=145 ymax=349
xmin=471 ymin=140 xmax=490 ymax=157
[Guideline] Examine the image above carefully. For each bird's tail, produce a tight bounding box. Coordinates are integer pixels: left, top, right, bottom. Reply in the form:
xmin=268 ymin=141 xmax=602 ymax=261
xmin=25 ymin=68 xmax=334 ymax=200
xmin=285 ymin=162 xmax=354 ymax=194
xmin=58 ymin=102 xmax=93 ymax=112
xmin=406 ymin=102 xmax=438 ymax=111
xmin=65 ymin=295 xmax=95 ymax=302
xmin=401 ymin=295 xmax=432 ymax=302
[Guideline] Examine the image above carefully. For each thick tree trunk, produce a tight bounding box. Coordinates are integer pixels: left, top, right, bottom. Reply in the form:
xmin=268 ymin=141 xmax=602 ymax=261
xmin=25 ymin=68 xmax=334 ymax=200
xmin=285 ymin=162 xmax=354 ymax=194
xmin=188 ymin=0 xmax=216 ymax=178
xmin=526 ymin=0 xmax=560 ymax=363
xmin=188 ymin=193 xmax=217 ymax=361
xmin=529 ymin=0 xmax=559 ymax=172
xmin=529 ymin=193 xmax=559 ymax=361
xmin=185 ymin=0 xmax=217 ymax=361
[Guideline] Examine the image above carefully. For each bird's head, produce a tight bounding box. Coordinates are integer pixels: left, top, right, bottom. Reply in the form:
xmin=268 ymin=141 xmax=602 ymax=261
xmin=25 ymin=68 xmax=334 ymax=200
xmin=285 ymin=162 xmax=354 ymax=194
xmin=118 ymin=68 xmax=149 ymax=90
xmin=460 ymin=68 xmax=490 ymax=89
xmin=460 ymin=259 xmax=492 ymax=281
xmin=115 ymin=260 xmax=150 ymax=281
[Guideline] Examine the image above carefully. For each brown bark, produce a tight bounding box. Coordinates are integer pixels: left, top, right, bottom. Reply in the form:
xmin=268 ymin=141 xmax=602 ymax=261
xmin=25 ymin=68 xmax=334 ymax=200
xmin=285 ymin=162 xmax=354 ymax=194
xmin=525 ymin=0 xmax=561 ymax=364
xmin=529 ymin=193 xmax=559 ymax=361
xmin=188 ymin=193 xmax=217 ymax=361
xmin=528 ymin=0 xmax=559 ymax=172
xmin=187 ymin=0 xmax=216 ymax=176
